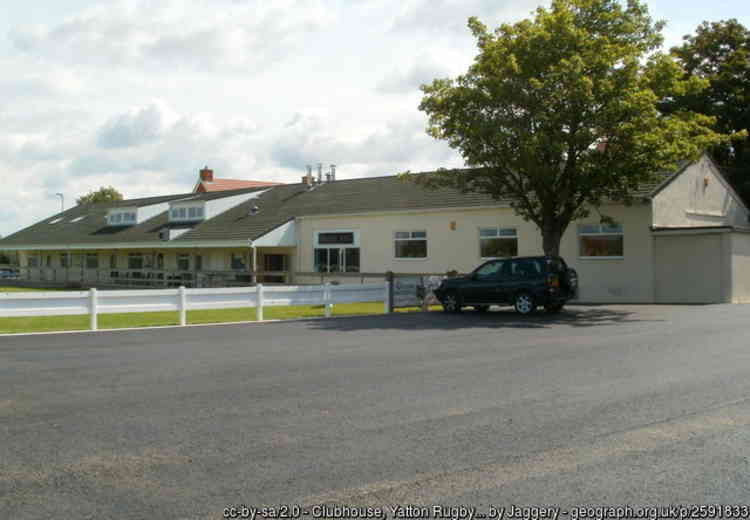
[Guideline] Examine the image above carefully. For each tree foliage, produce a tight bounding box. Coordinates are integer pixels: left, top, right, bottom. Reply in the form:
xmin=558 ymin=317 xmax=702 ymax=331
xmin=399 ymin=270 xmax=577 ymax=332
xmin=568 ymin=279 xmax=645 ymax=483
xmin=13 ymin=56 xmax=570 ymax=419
xmin=411 ymin=0 xmax=734 ymax=255
xmin=667 ymin=19 xmax=750 ymax=201
xmin=76 ymin=186 xmax=124 ymax=206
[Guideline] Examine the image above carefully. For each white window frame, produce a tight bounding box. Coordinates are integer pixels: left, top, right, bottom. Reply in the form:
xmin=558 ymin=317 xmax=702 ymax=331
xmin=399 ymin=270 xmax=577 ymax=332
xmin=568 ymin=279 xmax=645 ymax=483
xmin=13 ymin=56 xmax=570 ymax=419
xmin=479 ymin=227 xmax=518 ymax=259
xmin=393 ymin=230 xmax=428 ymax=260
xmin=578 ymin=223 xmax=624 ymax=259
xmin=313 ymin=230 xmax=360 ymax=273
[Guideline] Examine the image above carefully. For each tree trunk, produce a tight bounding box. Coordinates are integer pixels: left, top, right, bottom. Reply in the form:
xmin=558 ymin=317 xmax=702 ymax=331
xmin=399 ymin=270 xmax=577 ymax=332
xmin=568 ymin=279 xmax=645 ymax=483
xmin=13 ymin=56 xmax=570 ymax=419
xmin=541 ymin=225 xmax=563 ymax=257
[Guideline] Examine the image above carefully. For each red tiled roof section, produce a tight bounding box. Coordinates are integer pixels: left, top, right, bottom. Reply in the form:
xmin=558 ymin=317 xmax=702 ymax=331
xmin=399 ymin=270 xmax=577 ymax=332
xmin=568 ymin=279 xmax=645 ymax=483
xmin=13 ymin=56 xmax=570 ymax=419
xmin=195 ymin=179 xmax=283 ymax=192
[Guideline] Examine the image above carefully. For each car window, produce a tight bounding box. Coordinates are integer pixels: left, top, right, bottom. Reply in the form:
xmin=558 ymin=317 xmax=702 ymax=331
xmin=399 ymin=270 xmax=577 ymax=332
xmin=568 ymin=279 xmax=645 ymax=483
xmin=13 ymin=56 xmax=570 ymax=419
xmin=474 ymin=260 xmax=504 ymax=279
xmin=510 ymin=258 xmax=543 ymax=278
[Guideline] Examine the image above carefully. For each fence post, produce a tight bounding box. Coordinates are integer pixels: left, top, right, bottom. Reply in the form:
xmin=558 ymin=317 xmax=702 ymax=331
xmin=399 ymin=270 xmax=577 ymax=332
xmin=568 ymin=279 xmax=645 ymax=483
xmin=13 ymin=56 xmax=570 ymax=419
xmin=178 ymin=286 xmax=187 ymax=326
xmin=384 ymin=271 xmax=394 ymax=314
xmin=324 ymin=282 xmax=332 ymax=317
xmin=256 ymin=283 xmax=264 ymax=321
xmin=89 ymin=288 xmax=98 ymax=330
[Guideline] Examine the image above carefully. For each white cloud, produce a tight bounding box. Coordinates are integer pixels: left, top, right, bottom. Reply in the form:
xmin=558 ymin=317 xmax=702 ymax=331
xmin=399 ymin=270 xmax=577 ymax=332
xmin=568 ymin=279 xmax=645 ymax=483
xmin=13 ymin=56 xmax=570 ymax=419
xmin=8 ymin=0 xmax=336 ymax=72
xmin=376 ymin=59 xmax=451 ymax=94
xmin=390 ymin=0 xmax=542 ymax=34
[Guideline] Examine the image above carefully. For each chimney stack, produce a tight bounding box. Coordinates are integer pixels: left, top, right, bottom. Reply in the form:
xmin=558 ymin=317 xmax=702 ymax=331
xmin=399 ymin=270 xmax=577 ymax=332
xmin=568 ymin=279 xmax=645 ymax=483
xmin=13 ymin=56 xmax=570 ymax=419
xmin=199 ymin=166 xmax=214 ymax=182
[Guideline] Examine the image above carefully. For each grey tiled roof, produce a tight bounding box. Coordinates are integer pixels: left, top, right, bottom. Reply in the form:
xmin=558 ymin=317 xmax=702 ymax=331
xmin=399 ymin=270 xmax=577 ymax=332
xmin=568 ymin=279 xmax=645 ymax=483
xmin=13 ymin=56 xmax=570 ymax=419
xmin=0 ymin=167 xmax=675 ymax=247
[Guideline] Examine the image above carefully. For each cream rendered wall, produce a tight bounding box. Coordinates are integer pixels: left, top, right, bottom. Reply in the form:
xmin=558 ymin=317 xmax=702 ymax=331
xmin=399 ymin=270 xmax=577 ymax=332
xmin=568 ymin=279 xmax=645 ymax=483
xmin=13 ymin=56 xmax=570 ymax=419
xmin=561 ymin=203 xmax=654 ymax=303
xmin=730 ymin=232 xmax=750 ymax=303
xmin=652 ymin=155 xmax=749 ymax=228
xmin=297 ymin=202 xmax=654 ymax=303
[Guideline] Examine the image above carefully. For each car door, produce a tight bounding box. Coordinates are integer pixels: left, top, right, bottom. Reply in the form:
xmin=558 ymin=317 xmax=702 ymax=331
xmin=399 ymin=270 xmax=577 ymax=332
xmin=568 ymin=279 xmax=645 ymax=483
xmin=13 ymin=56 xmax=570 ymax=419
xmin=462 ymin=260 xmax=505 ymax=304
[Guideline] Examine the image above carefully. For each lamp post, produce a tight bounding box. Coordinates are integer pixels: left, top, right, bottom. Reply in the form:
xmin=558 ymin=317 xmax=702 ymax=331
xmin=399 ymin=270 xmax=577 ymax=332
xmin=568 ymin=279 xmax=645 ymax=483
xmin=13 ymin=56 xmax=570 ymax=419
xmin=55 ymin=193 xmax=64 ymax=213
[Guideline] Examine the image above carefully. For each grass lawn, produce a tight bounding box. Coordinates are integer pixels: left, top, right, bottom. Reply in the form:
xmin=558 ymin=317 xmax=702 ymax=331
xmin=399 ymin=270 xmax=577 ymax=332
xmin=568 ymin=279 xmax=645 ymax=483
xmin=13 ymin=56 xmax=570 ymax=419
xmin=0 ymin=301 xmax=443 ymax=334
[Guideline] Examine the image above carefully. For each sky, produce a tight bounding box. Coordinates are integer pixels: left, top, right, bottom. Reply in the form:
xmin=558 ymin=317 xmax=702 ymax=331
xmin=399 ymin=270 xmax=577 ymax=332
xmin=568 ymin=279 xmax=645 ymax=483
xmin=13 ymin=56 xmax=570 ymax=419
xmin=1 ymin=0 xmax=749 ymax=237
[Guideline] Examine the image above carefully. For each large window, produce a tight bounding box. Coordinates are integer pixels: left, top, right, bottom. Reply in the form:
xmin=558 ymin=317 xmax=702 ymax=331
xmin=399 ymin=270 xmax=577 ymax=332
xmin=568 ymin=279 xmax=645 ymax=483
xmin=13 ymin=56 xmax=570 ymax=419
xmin=27 ymin=255 xmax=39 ymax=268
xmin=314 ymin=231 xmax=359 ymax=272
xmin=231 ymin=253 xmax=247 ymax=270
xmin=128 ymin=253 xmax=144 ymax=269
xmin=479 ymin=227 xmax=518 ymax=258
xmin=61 ymin=253 xmax=69 ymax=268
xmin=394 ymin=230 xmax=427 ymax=259
xmin=579 ymin=224 xmax=624 ymax=258
xmin=177 ymin=254 xmax=190 ymax=271
xmin=86 ymin=253 xmax=99 ymax=269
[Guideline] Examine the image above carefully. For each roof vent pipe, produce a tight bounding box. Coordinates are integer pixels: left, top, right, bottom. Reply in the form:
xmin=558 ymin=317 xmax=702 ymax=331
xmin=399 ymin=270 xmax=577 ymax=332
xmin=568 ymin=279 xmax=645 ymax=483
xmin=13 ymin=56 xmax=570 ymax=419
xmin=330 ymin=164 xmax=336 ymax=182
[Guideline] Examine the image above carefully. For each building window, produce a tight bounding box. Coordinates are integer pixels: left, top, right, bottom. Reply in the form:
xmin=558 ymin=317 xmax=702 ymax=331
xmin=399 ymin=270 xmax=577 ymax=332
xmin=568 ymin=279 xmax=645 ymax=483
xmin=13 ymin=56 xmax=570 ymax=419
xmin=128 ymin=253 xmax=144 ymax=269
xmin=177 ymin=254 xmax=190 ymax=271
xmin=108 ymin=212 xmax=136 ymax=225
xmin=314 ymin=230 xmax=359 ymax=272
xmin=231 ymin=253 xmax=246 ymax=270
xmin=156 ymin=253 xmax=164 ymax=270
xmin=27 ymin=255 xmax=39 ymax=268
xmin=579 ymin=223 xmax=624 ymax=258
xmin=479 ymin=227 xmax=518 ymax=258
xmin=394 ymin=230 xmax=427 ymax=259
xmin=195 ymin=255 xmax=203 ymax=271
xmin=46 ymin=255 xmax=52 ymax=267
xmin=109 ymin=255 xmax=117 ymax=269
xmin=86 ymin=254 xmax=99 ymax=269
xmin=61 ymin=253 xmax=69 ymax=268
xmin=170 ymin=206 xmax=204 ymax=221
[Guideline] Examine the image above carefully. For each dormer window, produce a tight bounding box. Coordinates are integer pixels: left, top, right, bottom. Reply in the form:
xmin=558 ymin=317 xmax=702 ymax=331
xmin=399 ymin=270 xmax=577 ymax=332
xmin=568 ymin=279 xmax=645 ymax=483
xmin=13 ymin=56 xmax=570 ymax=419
xmin=169 ymin=204 xmax=204 ymax=222
xmin=107 ymin=210 xmax=137 ymax=226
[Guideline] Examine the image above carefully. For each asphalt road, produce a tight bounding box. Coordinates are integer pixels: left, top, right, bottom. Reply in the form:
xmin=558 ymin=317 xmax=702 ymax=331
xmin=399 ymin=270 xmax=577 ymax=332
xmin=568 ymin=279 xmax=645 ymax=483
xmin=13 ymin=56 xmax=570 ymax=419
xmin=3 ymin=304 xmax=750 ymax=519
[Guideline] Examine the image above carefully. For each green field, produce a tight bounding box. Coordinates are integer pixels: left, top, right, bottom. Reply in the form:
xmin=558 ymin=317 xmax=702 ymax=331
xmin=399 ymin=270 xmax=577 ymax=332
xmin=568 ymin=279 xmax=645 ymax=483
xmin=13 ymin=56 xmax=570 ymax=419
xmin=0 ymin=287 xmax=442 ymax=334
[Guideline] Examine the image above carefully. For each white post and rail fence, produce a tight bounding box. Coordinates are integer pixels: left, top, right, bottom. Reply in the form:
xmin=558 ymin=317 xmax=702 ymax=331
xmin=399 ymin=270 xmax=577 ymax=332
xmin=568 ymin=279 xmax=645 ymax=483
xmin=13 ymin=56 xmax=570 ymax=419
xmin=0 ymin=282 xmax=394 ymax=331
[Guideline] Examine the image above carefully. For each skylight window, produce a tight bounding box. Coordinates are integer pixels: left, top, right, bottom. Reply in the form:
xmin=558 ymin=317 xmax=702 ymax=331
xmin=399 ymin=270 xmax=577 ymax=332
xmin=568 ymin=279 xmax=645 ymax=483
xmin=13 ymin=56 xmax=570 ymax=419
xmin=49 ymin=217 xmax=63 ymax=224
xmin=70 ymin=216 xmax=86 ymax=223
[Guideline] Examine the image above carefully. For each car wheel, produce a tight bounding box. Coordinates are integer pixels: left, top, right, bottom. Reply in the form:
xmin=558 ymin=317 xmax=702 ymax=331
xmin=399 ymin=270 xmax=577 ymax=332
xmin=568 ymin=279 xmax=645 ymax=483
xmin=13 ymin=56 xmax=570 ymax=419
xmin=474 ymin=305 xmax=489 ymax=312
xmin=442 ymin=291 xmax=462 ymax=313
xmin=545 ymin=303 xmax=564 ymax=313
xmin=513 ymin=292 xmax=536 ymax=315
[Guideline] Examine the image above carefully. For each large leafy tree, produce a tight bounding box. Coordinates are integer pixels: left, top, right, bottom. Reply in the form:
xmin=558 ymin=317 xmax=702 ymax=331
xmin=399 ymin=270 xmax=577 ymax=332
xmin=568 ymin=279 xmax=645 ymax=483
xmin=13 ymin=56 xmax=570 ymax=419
xmin=411 ymin=0 xmax=733 ymax=256
xmin=668 ymin=20 xmax=750 ymax=201
xmin=76 ymin=186 xmax=124 ymax=206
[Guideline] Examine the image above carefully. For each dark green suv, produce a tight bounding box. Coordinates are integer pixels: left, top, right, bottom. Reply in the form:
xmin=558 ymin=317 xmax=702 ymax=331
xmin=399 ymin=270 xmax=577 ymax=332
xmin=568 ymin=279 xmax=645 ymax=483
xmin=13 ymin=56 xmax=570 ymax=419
xmin=433 ymin=256 xmax=578 ymax=315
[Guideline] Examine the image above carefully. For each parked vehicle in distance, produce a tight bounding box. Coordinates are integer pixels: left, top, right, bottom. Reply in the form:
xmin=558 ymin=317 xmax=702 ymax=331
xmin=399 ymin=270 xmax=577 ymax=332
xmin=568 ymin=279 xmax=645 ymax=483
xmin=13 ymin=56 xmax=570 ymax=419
xmin=434 ymin=256 xmax=578 ymax=315
xmin=0 ymin=268 xmax=19 ymax=279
